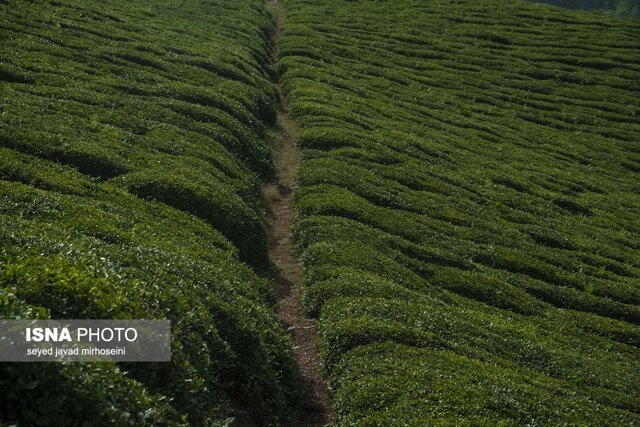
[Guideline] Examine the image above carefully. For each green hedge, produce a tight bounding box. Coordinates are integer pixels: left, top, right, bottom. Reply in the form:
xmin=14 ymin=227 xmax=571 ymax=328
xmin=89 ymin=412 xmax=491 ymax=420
xmin=0 ymin=0 xmax=302 ymax=424
xmin=282 ymin=0 xmax=640 ymax=423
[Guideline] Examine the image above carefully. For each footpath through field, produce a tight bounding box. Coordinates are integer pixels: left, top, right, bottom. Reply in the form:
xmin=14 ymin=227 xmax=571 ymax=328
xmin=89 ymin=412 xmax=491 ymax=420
xmin=264 ymin=1 xmax=332 ymax=425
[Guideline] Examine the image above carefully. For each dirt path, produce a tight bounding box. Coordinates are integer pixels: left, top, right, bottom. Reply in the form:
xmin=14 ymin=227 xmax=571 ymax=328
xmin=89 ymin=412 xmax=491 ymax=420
xmin=263 ymin=1 xmax=332 ymax=426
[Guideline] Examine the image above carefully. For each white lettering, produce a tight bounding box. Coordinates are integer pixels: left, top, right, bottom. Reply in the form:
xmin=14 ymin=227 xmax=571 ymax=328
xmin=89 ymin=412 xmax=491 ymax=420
xmin=25 ymin=328 xmax=71 ymax=342
xmin=125 ymin=328 xmax=137 ymax=342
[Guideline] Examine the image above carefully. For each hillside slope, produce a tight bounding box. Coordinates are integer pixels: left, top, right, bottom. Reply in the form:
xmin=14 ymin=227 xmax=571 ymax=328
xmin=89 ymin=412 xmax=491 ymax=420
xmin=528 ymin=0 xmax=640 ymax=18
xmin=280 ymin=0 xmax=640 ymax=424
xmin=0 ymin=0 xmax=301 ymax=425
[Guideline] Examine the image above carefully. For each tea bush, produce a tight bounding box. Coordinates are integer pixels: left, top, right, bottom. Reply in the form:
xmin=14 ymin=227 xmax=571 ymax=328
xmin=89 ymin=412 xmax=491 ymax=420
xmin=281 ymin=0 xmax=640 ymax=423
xmin=0 ymin=0 xmax=302 ymax=424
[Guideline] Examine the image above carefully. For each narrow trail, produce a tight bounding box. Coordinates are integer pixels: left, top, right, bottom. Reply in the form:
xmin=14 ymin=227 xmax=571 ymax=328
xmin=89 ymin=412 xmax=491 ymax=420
xmin=263 ymin=1 xmax=332 ymax=426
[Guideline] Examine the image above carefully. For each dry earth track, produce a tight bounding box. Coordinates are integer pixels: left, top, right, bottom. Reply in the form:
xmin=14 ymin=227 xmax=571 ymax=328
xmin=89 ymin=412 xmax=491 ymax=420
xmin=263 ymin=1 xmax=332 ymax=425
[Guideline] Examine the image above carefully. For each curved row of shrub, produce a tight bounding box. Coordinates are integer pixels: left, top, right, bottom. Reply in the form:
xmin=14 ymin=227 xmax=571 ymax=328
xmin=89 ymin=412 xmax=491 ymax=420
xmin=0 ymin=0 xmax=301 ymax=425
xmin=280 ymin=0 xmax=640 ymax=424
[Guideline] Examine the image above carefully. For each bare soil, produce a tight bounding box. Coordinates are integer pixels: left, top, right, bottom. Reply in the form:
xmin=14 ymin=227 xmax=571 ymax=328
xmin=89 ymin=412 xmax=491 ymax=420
xmin=263 ymin=1 xmax=332 ymax=426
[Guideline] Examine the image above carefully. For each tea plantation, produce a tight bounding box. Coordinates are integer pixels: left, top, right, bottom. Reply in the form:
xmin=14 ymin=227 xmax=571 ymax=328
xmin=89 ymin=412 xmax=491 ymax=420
xmin=528 ymin=0 xmax=640 ymax=19
xmin=280 ymin=0 xmax=640 ymax=424
xmin=3 ymin=0 xmax=640 ymax=425
xmin=0 ymin=0 xmax=302 ymax=425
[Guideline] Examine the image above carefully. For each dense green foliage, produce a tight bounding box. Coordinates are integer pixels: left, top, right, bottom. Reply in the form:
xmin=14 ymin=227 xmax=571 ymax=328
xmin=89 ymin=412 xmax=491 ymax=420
xmin=529 ymin=0 xmax=640 ymax=18
xmin=3 ymin=0 xmax=639 ymax=424
xmin=0 ymin=0 xmax=301 ymax=425
xmin=280 ymin=0 xmax=640 ymax=424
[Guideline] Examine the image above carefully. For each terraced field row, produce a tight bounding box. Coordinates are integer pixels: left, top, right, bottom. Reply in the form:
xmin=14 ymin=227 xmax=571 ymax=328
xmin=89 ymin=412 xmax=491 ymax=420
xmin=529 ymin=0 xmax=640 ymax=19
xmin=0 ymin=0 xmax=301 ymax=425
xmin=280 ymin=0 xmax=640 ymax=424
